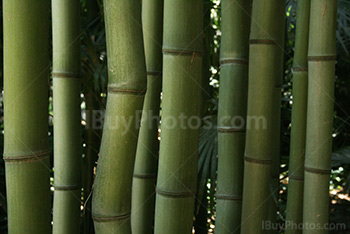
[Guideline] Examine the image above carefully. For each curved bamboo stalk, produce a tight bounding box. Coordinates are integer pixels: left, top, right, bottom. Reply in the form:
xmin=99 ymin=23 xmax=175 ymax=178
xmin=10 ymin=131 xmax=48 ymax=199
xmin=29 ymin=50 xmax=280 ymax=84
xmin=285 ymin=1 xmax=311 ymax=233
xmin=215 ymin=0 xmax=251 ymax=233
xmin=240 ymin=1 xmax=285 ymax=233
xmin=3 ymin=0 xmax=51 ymax=233
xmin=154 ymin=1 xmax=203 ymax=233
xmin=131 ymin=0 xmax=163 ymax=233
xmin=52 ymin=0 xmax=82 ymax=233
xmin=91 ymin=0 xmax=147 ymax=233
xmin=303 ymin=1 xmax=337 ymax=233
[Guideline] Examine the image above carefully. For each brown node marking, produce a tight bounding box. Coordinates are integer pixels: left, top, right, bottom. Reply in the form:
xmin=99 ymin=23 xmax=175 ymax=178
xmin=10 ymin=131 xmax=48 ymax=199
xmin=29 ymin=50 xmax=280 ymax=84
xmin=244 ymin=156 xmax=272 ymax=165
xmin=92 ymin=212 xmax=131 ymax=223
xmin=52 ymin=72 xmax=80 ymax=79
xmin=156 ymin=188 xmax=194 ymax=198
xmin=4 ymin=151 xmax=50 ymax=163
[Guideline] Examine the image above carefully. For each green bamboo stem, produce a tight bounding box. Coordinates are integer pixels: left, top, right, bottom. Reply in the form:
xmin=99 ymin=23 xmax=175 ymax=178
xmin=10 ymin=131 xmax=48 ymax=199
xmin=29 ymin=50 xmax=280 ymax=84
xmin=131 ymin=0 xmax=163 ymax=233
xmin=154 ymin=1 xmax=203 ymax=233
xmin=267 ymin=7 xmax=285 ymax=230
xmin=303 ymin=1 xmax=337 ymax=233
xmin=240 ymin=1 xmax=285 ymax=233
xmin=285 ymin=1 xmax=311 ymax=233
xmin=91 ymin=0 xmax=147 ymax=233
xmin=215 ymin=0 xmax=251 ymax=233
xmin=3 ymin=1 xmax=51 ymax=233
xmin=52 ymin=1 xmax=82 ymax=233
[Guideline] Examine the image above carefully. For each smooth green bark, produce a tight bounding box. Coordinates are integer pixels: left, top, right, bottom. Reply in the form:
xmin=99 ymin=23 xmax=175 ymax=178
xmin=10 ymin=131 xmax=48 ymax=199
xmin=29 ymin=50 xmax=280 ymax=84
xmin=154 ymin=1 xmax=203 ymax=233
xmin=303 ymin=1 xmax=337 ymax=233
xmin=215 ymin=0 xmax=251 ymax=233
xmin=3 ymin=1 xmax=51 ymax=233
xmin=240 ymin=1 xmax=285 ymax=233
xmin=52 ymin=1 xmax=82 ymax=233
xmin=131 ymin=0 xmax=163 ymax=233
xmin=285 ymin=1 xmax=311 ymax=233
xmin=91 ymin=1 xmax=147 ymax=233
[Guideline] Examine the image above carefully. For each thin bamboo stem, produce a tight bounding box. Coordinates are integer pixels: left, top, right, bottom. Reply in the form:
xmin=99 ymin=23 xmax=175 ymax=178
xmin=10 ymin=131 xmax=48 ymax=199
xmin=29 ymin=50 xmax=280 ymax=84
xmin=303 ymin=1 xmax=337 ymax=233
xmin=154 ymin=1 xmax=203 ymax=233
xmin=131 ymin=0 xmax=163 ymax=233
xmin=215 ymin=0 xmax=251 ymax=233
xmin=240 ymin=1 xmax=285 ymax=233
xmin=285 ymin=1 xmax=311 ymax=233
xmin=52 ymin=0 xmax=82 ymax=233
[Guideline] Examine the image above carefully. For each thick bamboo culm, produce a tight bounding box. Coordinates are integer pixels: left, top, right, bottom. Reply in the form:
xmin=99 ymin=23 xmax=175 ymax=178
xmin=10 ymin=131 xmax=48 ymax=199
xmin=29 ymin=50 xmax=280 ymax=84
xmin=154 ymin=1 xmax=203 ymax=233
xmin=240 ymin=0 xmax=285 ymax=233
xmin=52 ymin=0 xmax=82 ymax=233
xmin=215 ymin=0 xmax=251 ymax=233
xmin=3 ymin=0 xmax=51 ymax=233
xmin=91 ymin=0 xmax=147 ymax=233
xmin=303 ymin=1 xmax=337 ymax=234
xmin=285 ymin=1 xmax=311 ymax=233
xmin=131 ymin=0 xmax=163 ymax=233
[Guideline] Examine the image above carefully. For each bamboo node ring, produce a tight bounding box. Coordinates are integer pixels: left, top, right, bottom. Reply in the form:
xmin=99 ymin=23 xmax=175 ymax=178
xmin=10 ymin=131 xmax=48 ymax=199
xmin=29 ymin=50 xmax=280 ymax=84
xmin=52 ymin=72 xmax=80 ymax=79
xmin=304 ymin=166 xmax=331 ymax=175
xmin=92 ymin=212 xmax=131 ymax=223
xmin=3 ymin=151 xmax=50 ymax=163
xmin=107 ymin=86 xmax=146 ymax=95
xmin=220 ymin=59 xmax=249 ymax=65
xmin=156 ymin=188 xmax=194 ymax=198
xmin=292 ymin=67 xmax=308 ymax=72
xmin=147 ymin=71 xmax=162 ymax=76
xmin=244 ymin=156 xmax=272 ymax=165
xmin=133 ymin=173 xmax=156 ymax=179
xmin=216 ymin=194 xmax=242 ymax=201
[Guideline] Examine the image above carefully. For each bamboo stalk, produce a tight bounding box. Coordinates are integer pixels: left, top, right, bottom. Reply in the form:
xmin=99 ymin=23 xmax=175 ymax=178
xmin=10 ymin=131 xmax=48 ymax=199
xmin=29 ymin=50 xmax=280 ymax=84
xmin=3 ymin=0 xmax=51 ymax=233
xmin=215 ymin=0 xmax=251 ymax=233
xmin=91 ymin=0 xmax=147 ymax=233
xmin=154 ymin=1 xmax=203 ymax=233
xmin=285 ymin=1 xmax=311 ymax=233
xmin=131 ymin=0 xmax=163 ymax=233
xmin=240 ymin=1 xmax=285 ymax=233
xmin=303 ymin=1 xmax=337 ymax=233
xmin=267 ymin=6 xmax=286 ymax=230
xmin=52 ymin=0 xmax=82 ymax=233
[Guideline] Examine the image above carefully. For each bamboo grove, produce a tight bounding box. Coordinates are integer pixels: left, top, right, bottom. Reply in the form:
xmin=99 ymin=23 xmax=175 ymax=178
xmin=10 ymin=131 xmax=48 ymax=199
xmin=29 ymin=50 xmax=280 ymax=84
xmin=1 ymin=0 xmax=345 ymax=233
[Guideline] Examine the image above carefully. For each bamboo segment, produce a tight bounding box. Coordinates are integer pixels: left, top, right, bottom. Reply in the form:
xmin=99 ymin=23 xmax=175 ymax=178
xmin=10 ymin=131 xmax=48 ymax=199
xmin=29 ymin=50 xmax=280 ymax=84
xmin=303 ymin=1 xmax=337 ymax=234
xmin=91 ymin=1 xmax=147 ymax=233
xmin=52 ymin=1 xmax=82 ymax=233
xmin=215 ymin=0 xmax=251 ymax=233
xmin=240 ymin=1 xmax=285 ymax=233
xmin=131 ymin=0 xmax=163 ymax=233
xmin=154 ymin=1 xmax=203 ymax=233
xmin=285 ymin=1 xmax=311 ymax=233
xmin=3 ymin=1 xmax=51 ymax=233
